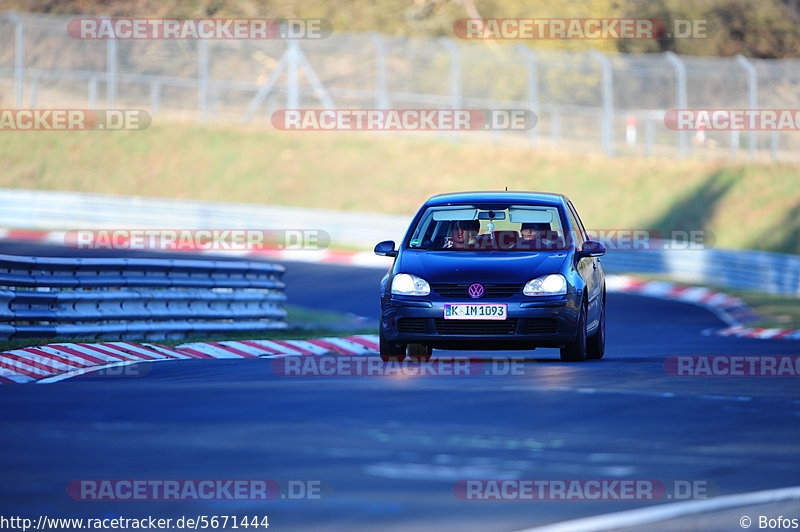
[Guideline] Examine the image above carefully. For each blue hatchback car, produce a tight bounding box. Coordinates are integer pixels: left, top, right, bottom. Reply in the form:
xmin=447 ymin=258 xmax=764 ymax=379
xmin=374 ymin=191 xmax=606 ymax=362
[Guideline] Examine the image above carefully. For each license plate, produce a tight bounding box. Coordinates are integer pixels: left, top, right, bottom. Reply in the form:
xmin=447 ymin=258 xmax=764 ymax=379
xmin=443 ymin=303 xmax=507 ymax=320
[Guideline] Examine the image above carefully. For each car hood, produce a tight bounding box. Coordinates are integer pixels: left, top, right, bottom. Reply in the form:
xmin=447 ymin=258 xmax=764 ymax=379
xmin=395 ymin=249 xmax=571 ymax=284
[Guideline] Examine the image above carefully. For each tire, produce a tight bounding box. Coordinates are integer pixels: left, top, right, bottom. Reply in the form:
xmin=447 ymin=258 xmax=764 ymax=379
xmin=586 ymin=294 xmax=606 ymax=360
xmin=379 ymin=329 xmax=406 ymax=362
xmin=560 ymin=304 xmax=587 ymax=362
xmin=407 ymin=343 xmax=432 ymax=362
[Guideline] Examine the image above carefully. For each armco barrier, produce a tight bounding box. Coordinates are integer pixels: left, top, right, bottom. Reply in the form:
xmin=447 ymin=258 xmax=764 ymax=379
xmin=0 ymin=254 xmax=287 ymax=341
xmin=599 ymin=244 xmax=800 ymax=297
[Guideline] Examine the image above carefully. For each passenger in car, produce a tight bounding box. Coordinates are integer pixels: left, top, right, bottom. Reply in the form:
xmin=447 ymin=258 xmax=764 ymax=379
xmin=515 ymin=223 xmax=562 ymax=250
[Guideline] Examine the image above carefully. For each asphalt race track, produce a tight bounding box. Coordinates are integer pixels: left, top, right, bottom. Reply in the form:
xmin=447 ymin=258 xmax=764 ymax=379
xmin=1 ymin=242 xmax=798 ymax=531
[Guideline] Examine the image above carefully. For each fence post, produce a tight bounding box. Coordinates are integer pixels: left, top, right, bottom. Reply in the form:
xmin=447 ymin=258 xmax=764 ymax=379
xmin=516 ymin=44 xmax=538 ymax=144
xmin=736 ymin=54 xmax=758 ymax=160
xmin=440 ymin=38 xmax=462 ymax=142
xmin=439 ymin=38 xmax=462 ymax=109
xmin=645 ymin=118 xmax=654 ymax=156
xmin=88 ymin=77 xmax=98 ymax=109
xmin=590 ymin=50 xmax=614 ymax=157
xmin=551 ymin=108 xmax=561 ymax=144
xmin=771 ymin=131 xmax=778 ymax=161
xmin=728 ymin=130 xmax=738 ymax=157
xmin=664 ymin=52 xmax=688 ymax=157
xmin=10 ymin=12 xmax=24 ymax=108
xmin=370 ymin=32 xmax=388 ymax=109
xmin=150 ymin=80 xmax=161 ymax=115
xmin=286 ymin=40 xmax=301 ymax=109
xmin=29 ymin=75 xmax=38 ymax=108
xmin=197 ymin=40 xmax=209 ymax=121
xmin=106 ymin=27 xmax=117 ymax=108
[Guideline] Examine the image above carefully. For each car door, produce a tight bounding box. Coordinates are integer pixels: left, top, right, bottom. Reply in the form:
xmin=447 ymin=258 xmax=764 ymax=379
xmin=566 ymin=201 xmax=601 ymax=329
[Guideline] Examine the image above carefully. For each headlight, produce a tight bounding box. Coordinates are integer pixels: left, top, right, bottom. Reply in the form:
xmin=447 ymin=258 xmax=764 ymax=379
xmin=391 ymin=273 xmax=431 ymax=296
xmin=523 ymin=274 xmax=567 ymax=296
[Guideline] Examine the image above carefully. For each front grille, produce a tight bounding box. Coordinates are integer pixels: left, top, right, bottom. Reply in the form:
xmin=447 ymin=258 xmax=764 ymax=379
xmin=430 ymin=283 xmax=520 ymax=298
xmin=398 ymin=318 xmax=428 ymax=334
xmin=433 ymin=318 xmax=519 ymax=335
xmin=523 ymin=318 xmax=558 ymax=334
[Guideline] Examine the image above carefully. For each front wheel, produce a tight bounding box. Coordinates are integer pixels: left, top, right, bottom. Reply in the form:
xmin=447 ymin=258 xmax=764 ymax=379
xmin=560 ymin=305 xmax=587 ymax=362
xmin=379 ymin=329 xmax=406 ymax=362
xmin=586 ymin=294 xmax=606 ymax=360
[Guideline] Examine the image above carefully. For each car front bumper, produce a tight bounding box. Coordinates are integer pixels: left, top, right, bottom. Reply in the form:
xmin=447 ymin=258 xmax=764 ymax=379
xmin=380 ymin=294 xmax=582 ymax=350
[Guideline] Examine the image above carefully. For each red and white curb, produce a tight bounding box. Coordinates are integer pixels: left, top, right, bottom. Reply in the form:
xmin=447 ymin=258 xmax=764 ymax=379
xmin=0 ymin=335 xmax=379 ymax=384
xmin=606 ymin=275 xmax=800 ymax=340
xmin=714 ymin=324 xmax=800 ymax=340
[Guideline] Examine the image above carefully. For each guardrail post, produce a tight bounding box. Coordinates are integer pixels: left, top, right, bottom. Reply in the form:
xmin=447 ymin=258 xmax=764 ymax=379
xmin=516 ymin=44 xmax=539 ymax=144
xmin=590 ymin=50 xmax=614 ymax=157
xmin=736 ymin=54 xmax=758 ymax=160
xmin=370 ymin=32 xmax=388 ymax=109
xmin=665 ymin=52 xmax=688 ymax=157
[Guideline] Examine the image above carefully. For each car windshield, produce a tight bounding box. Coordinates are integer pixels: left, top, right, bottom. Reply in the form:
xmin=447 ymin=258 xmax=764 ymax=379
xmin=407 ymin=204 xmax=569 ymax=251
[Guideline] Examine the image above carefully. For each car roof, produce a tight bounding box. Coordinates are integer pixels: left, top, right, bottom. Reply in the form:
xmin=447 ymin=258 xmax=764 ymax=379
xmin=424 ymin=191 xmax=569 ymax=207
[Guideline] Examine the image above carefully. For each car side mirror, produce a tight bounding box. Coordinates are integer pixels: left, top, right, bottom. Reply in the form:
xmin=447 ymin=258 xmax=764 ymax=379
xmin=577 ymin=240 xmax=606 ymax=258
xmin=374 ymin=240 xmax=397 ymax=257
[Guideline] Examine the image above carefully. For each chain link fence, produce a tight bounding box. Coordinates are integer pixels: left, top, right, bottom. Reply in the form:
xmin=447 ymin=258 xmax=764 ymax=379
xmin=2 ymin=11 xmax=800 ymax=160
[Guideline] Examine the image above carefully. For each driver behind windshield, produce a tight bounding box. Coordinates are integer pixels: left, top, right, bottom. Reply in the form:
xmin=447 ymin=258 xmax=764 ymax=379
xmin=444 ymin=219 xmax=480 ymax=249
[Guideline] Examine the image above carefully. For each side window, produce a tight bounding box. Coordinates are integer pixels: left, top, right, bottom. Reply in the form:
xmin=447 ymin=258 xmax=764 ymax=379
xmin=564 ymin=202 xmax=586 ymax=247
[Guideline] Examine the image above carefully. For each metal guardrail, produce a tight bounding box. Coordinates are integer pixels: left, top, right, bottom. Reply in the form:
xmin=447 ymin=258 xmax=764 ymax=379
xmin=0 ymin=254 xmax=287 ymax=340
xmin=601 ymin=246 xmax=800 ymax=297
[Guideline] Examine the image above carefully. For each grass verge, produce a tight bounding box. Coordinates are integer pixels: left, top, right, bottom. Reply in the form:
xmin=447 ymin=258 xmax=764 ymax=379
xmin=1 ymin=123 xmax=798 ymax=254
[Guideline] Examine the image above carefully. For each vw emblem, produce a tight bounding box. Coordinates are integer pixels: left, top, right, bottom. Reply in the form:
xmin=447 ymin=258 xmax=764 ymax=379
xmin=468 ymin=283 xmax=485 ymax=299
